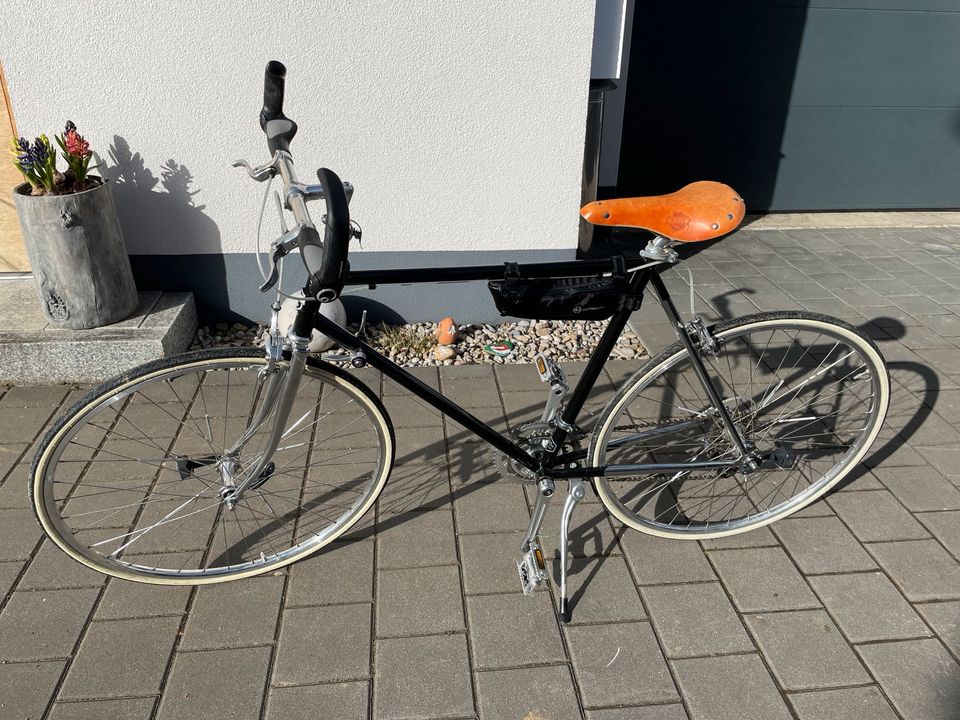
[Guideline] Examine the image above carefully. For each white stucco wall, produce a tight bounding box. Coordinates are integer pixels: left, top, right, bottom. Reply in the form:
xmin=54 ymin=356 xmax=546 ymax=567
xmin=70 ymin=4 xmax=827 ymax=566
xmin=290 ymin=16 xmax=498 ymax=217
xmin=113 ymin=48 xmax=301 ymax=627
xmin=4 ymin=1 xmax=597 ymax=257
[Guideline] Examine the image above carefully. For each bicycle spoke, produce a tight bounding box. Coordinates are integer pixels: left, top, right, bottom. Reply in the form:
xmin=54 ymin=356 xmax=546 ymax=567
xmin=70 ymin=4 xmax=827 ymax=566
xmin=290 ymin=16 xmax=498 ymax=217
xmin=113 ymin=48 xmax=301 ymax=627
xmin=597 ymin=317 xmax=886 ymax=535
xmin=35 ymin=355 xmax=390 ymax=581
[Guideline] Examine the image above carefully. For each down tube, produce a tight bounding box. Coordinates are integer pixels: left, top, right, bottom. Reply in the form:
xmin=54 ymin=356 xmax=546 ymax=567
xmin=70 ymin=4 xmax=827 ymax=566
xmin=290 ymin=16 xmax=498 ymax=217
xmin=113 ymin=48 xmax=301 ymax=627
xmin=313 ymin=313 xmax=540 ymax=472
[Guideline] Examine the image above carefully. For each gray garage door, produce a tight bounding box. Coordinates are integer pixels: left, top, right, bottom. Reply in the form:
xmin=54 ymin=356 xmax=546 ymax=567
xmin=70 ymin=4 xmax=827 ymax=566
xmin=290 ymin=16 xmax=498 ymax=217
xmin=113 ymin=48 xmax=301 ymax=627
xmin=617 ymin=1 xmax=960 ymax=211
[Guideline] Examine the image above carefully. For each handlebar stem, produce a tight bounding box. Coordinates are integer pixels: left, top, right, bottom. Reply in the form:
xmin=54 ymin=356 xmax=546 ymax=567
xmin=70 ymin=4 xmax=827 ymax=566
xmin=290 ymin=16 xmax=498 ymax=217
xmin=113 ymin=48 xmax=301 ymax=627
xmin=274 ymin=152 xmax=315 ymax=229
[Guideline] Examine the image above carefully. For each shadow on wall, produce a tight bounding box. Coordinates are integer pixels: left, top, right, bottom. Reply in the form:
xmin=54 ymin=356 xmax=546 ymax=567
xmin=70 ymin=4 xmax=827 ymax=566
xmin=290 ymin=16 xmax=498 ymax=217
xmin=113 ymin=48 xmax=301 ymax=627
xmin=616 ymin=2 xmax=811 ymax=213
xmin=98 ymin=136 xmax=235 ymax=322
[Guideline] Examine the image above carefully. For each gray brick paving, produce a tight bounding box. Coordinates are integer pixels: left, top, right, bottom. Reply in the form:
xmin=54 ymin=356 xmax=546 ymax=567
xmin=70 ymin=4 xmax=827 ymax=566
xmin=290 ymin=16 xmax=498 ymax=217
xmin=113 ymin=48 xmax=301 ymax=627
xmin=557 ymin=555 xmax=646 ymax=624
xmin=374 ymin=633 xmax=474 ymax=720
xmin=179 ymin=575 xmax=284 ymax=650
xmin=16 ymin=541 xmax=105 ymax=591
xmin=873 ymin=465 xmax=960 ymax=511
xmin=287 ymin=540 xmax=374 ymax=606
xmin=94 ymin=570 xmax=192 ymax=621
xmin=743 ymin=609 xmax=871 ymax=690
xmin=0 ymin=508 xmax=45 ymax=561
xmin=642 ymin=581 xmax=754 ymax=658
xmin=0 ymin=660 xmax=65 ymax=720
xmin=807 ymin=570 xmax=931 ymax=643
xmin=619 ymin=529 xmax=716 ymax=585
xmin=916 ymin=509 xmax=960 ymax=557
xmin=474 ymin=665 xmax=581 ymax=720
xmin=48 ymin=697 xmax=158 ymax=720
xmin=867 ymin=539 xmax=960 ymax=601
xmin=59 ymin=616 xmax=181 ymax=700
xmin=376 ymin=509 xmax=457 ymax=570
xmin=0 ymin=588 xmax=100 ymax=662
xmin=565 ymin=621 xmax=677 ymax=708
xmin=157 ymin=646 xmax=272 ymax=720
xmin=916 ymin=600 xmax=960 ymax=661
xmin=466 ymin=592 xmax=566 ymax=670
xmin=858 ymin=638 xmax=960 ymax=720
xmin=376 ymin=564 xmax=464 ymax=637
xmin=586 ymin=706 xmax=688 ymax=720
xmin=787 ymin=686 xmax=899 ymax=720
xmin=4 ymin=226 xmax=960 ymax=717
xmin=708 ymin=546 xmax=820 ymax=612
xmin=265 ymin=682 xmax=368 ymax=720
xmin=273 ymin=603 xmax=371 ymax=685
xmin=771 ymin=516 xmax=878 ymax=574
xmin=459 ymin=531 xmax=537 ymax=595
xmin=672 ymin=653 xmax=792 ymax=720
xmin=828 ymin=489 xmax=930 ymax=541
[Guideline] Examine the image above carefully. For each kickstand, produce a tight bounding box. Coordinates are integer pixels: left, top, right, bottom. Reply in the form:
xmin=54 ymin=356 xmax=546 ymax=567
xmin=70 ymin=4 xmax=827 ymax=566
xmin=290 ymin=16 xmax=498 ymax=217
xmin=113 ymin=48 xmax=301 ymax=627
xmin=558 ymin=477 xmax=585 ymax=623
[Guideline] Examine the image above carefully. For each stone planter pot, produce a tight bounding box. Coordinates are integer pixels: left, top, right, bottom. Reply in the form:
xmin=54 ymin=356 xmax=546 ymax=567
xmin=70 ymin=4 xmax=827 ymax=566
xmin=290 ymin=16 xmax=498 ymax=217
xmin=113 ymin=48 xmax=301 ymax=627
xmin=13 ymin=178 xmax=138 ymax=329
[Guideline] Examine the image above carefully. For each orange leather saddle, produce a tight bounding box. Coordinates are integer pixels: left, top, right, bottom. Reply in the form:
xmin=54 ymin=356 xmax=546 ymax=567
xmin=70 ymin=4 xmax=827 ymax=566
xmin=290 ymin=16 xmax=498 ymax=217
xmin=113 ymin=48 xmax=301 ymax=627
xmin=580 ymin=181 xmax=745 ymax=243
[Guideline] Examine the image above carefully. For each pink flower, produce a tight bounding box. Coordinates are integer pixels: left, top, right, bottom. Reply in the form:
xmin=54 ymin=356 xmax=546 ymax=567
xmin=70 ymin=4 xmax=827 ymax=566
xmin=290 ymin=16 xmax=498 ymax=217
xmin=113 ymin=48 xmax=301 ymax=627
xmin=64 ymin=129 xmax=90 ymax=159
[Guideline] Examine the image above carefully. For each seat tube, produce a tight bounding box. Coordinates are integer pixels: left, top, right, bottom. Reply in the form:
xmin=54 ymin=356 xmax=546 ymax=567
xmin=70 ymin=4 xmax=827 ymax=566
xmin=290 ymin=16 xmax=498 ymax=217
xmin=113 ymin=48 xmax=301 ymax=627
xmin=544 ymin=267 xmax=652 ymax=457
xmin=649 ymin=273 xmax=754 ymax=462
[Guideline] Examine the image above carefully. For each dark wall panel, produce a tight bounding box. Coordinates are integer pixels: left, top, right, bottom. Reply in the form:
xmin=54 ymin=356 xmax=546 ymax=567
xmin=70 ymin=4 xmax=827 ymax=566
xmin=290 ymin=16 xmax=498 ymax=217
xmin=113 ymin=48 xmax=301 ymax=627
xmin=618 ymin=3 xmax=960 ymax=210
xmin=772 ymin=107 xmax=960 ymax=209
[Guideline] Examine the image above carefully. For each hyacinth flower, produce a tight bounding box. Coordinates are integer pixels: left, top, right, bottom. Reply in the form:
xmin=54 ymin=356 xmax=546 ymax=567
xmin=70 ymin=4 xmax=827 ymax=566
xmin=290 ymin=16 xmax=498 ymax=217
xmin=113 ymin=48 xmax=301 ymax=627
xmin=56 ymin=120 xmax=93 ymax=184
xmin=9 ymin=135 xmax=42 ymax=188
xmin=29 ymin=134 xmax=58 ymax=192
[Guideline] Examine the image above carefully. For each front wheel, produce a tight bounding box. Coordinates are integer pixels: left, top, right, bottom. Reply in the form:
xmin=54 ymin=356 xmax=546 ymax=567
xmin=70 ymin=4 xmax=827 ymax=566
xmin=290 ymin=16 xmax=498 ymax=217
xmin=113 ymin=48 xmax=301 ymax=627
xmin=590 ymin=312 xmax=889 ymax=539
xmin=32 ymin=348 xmax=394 ymax=583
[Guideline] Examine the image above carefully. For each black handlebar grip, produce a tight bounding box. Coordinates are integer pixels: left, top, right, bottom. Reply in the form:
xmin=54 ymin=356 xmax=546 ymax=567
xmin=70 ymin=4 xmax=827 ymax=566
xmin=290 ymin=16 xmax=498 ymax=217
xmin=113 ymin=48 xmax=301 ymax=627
xmin=261 ymin=60 xmax=287 ymax=129
xmin=304 ymin=167 xmax=351 ymax=302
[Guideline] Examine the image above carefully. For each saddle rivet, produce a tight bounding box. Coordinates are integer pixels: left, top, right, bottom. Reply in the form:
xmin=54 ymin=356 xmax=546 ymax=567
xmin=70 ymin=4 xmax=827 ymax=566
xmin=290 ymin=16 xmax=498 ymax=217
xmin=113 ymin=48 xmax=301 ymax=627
xmin=727 ymin=213 xmax=734 ymax=220
xmin=602 ymin=212 xmax=610 ymax=219
xmin=711 ymin=222 xmax=720 ymax=230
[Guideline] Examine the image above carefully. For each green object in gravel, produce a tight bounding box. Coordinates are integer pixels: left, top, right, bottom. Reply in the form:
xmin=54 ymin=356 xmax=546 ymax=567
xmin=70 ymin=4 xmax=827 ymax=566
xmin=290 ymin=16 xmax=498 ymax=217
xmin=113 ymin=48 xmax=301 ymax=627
xmin=483 ymin=340 xmax=514 ymax=357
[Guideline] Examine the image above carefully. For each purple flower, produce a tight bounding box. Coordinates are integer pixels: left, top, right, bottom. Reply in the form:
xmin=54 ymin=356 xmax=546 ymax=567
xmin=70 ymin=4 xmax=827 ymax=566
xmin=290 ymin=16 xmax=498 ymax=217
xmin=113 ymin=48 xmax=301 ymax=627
xmin=31 ymin=137 xmax=49 ymax=163
xmin=14 ymin=136 xmax=33 ymax=169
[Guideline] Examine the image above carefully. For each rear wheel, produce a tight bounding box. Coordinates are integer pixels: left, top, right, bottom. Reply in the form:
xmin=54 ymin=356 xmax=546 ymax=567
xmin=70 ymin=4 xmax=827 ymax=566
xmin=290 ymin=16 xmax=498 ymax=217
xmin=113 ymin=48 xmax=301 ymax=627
xmin=32 ymin=348 xmax=394 ymax=583
xmin=590 ymin=312 xmax=888 ymax=538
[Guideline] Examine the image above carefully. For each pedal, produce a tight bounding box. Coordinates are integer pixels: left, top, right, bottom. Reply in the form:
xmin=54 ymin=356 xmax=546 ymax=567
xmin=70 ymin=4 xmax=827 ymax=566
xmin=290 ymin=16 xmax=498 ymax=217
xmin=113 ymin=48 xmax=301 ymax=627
xmin=534 ymin=353 xmax=565 ymax=386
xmin=534 ymin=353 xmax=568 ymax=425
xmin=516 ymin=540 xmax=549 ymax=595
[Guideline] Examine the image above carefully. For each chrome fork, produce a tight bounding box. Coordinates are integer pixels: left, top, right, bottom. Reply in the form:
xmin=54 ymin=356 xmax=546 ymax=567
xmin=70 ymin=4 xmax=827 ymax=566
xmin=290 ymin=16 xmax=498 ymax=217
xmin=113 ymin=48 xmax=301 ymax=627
xmin=220 ymin=328 xmax=312 ymax=509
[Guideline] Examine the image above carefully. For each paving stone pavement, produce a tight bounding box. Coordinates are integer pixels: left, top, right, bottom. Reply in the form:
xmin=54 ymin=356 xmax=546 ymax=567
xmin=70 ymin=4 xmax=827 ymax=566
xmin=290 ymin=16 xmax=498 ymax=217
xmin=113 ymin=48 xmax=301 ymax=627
xmin=2 ymin=225 xmax=960 ymax=718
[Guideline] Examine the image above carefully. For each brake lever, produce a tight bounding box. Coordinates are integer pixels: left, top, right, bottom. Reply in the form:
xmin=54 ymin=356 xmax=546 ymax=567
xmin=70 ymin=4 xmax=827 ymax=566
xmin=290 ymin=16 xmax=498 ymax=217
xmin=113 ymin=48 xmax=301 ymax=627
xmin=259 ymin=248 xmax=283 ymax=292
xmin=259 ymin=227 xmax=302 ymax=293
xmin=232 ymin=157 xmax=277 ymax=182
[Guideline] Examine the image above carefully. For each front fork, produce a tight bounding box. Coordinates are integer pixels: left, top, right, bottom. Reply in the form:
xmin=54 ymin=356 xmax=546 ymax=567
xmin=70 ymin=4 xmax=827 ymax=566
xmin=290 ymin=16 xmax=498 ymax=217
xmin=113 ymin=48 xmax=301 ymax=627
xmin=220 ymin=311 xmax=315 ymax=508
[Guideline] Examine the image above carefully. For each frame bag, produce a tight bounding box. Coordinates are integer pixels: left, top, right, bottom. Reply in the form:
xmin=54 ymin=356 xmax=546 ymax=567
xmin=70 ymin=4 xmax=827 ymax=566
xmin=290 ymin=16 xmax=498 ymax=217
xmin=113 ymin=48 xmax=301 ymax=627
xmin=488 ymin=258 xmax=634 ymax=321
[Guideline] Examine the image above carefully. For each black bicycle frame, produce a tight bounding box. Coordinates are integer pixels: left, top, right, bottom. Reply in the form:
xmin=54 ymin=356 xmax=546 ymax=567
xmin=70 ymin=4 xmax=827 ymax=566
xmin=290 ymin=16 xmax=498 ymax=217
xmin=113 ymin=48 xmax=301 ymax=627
xmin=304 ymin=257 xmax=747 ymax=479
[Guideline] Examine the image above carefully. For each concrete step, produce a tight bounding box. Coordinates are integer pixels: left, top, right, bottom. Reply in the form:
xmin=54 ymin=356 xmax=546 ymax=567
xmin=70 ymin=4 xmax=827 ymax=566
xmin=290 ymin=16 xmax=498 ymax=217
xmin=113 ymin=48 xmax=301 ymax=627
xmin=0 ymin=279 xmax=197 ymax=384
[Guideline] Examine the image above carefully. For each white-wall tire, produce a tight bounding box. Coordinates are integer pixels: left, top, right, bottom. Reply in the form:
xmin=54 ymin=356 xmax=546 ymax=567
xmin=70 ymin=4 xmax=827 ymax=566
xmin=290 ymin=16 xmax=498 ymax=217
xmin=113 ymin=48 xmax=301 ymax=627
xmin=590 ymin=312 xmax=889 ymax=539
xmin=32 ymin=348 xmax=394 ymax=585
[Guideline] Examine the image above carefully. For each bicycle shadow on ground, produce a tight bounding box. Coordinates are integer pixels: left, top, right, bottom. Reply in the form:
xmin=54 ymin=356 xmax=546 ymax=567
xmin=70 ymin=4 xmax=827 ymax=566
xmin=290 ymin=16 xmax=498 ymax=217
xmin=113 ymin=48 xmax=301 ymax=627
xmin=828 ymin=317 xmax=939 ymax=492
xmin=309 ymin=384 xmax=629 ymax=613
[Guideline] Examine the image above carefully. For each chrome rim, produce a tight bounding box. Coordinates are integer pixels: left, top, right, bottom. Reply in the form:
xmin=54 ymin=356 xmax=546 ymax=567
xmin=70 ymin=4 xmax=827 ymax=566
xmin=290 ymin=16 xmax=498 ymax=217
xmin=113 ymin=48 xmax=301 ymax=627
xmin=595 ymin=319 xmax=886 ymax=535
xmin=37 ymin=358 xmax=389 ymax=579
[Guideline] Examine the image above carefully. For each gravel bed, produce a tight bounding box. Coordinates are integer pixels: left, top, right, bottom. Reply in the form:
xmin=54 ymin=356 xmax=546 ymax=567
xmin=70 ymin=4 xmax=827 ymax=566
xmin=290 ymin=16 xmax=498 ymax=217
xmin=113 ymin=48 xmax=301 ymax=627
xmin=190 ymin=319 xmax=646 ymax=366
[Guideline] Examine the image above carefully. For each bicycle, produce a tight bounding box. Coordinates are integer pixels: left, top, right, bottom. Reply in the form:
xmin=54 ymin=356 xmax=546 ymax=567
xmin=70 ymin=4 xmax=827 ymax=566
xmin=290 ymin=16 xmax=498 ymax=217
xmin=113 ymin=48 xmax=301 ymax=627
xmin=31 ymin=62 xmax=889 ymax=622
